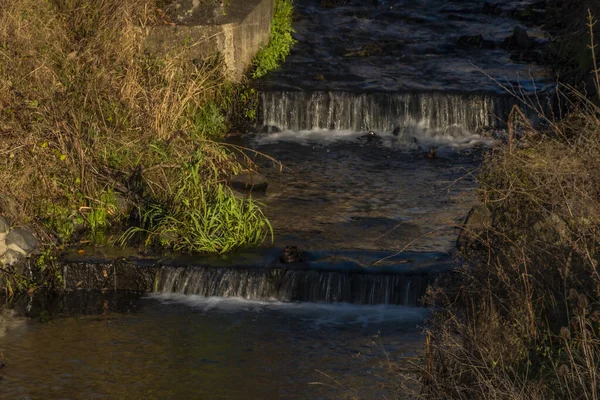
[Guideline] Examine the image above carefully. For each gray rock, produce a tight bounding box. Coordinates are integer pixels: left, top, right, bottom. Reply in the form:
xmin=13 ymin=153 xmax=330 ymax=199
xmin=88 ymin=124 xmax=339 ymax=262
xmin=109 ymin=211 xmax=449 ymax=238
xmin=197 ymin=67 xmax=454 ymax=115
xmin=230 ymin=171 xmax=268 ymax=192
xmin=1 ymin=249 xmax=22 ymax=266
xmin=0 ymin=216 xmax=9 ymax=234
xmin=6 ymin=227 xmax=38 ymax=255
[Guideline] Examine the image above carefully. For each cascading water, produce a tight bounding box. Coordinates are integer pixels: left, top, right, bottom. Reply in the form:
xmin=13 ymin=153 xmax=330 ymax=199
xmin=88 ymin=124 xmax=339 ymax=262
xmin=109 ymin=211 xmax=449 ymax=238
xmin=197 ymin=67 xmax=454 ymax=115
xmin=154 ymin=265 xmax=433 ymax=305
xmin=260 ymin=90 xmax=520 ymax=133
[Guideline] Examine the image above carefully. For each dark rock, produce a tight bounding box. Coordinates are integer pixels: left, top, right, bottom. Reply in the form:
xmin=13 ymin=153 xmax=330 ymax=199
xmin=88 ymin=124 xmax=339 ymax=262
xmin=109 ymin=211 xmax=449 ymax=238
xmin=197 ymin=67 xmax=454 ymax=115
xmin=6 ymin=227 xmax=38 ymax=255
xmin=279 ymin=246 xmax=305 ymax=263
xmin=230 ymin=171 xmax=268 ymax=192
xmin=504 ymin=26 xmax=534 ymax=49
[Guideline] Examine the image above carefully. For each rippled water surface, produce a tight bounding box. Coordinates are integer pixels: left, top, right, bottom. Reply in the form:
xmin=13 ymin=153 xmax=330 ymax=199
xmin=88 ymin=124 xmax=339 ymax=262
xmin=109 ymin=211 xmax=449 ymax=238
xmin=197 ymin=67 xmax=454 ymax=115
xmin=0 ymin=293 xmax=426 ymax=399
xmin=259 ymin=0 xmax=551 ymax=93
xmin=244 ymin=130 xmax=482 ymax=252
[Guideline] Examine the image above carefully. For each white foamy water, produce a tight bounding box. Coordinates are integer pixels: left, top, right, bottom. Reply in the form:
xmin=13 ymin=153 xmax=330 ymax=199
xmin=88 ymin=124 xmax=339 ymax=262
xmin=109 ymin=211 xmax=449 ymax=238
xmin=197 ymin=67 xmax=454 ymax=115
xmin=150 ymin=293 xmax=429 ymax=328
xmin=251 ymin=127 xmax=497 ymax=151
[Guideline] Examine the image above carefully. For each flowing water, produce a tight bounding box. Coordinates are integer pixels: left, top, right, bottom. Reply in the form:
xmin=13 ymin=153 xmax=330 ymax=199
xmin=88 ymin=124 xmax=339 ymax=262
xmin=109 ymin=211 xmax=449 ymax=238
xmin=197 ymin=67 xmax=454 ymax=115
xmin=0 ymin=0 xmax=552 ymax=398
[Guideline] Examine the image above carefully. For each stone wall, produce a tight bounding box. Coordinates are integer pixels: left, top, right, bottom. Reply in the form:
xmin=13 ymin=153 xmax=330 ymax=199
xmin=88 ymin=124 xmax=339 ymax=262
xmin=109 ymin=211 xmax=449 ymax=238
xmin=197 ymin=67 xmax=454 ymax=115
xmin=146 ymin=0 xmax=274 ymax=81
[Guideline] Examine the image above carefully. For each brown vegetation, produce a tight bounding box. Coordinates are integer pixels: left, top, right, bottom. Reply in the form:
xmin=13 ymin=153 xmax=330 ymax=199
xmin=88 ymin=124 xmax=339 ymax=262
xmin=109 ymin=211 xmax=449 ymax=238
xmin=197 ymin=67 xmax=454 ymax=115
xmin=0 ymin=0 xmax=271 ymax=254
xmin=421 ymin=13 xmax=600 ymax=399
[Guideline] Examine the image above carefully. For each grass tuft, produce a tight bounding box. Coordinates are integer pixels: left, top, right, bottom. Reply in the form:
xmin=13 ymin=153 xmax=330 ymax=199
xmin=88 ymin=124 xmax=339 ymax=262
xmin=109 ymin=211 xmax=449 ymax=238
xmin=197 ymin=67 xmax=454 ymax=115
xmin=251 ymin=0 xmax=296 ymax=79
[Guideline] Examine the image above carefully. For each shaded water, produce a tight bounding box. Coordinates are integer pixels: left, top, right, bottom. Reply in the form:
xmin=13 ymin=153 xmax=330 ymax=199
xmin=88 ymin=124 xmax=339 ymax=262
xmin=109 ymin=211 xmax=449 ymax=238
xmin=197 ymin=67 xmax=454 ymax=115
xmin=0 ymin=293 xmax=425 ymax=399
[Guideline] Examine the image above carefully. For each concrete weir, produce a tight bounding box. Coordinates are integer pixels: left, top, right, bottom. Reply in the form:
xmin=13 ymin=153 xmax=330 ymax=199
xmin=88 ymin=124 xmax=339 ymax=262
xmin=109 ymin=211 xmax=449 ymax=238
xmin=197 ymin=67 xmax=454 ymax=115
xmin=145 ymin=0 xmax=274 ymax=81
xmin=58 ymin=248 xmax=450 ymax=305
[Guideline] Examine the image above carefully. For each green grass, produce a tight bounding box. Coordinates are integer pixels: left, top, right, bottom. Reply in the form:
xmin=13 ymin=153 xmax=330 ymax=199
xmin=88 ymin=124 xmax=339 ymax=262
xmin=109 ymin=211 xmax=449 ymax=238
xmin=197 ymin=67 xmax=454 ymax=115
xmin=120 ymin=142 xmax=273 ymax=253
xmin=251 ymin=0 xmax=296 ymax=79
xmin=0 ymin=0 xmax=274 ymax=293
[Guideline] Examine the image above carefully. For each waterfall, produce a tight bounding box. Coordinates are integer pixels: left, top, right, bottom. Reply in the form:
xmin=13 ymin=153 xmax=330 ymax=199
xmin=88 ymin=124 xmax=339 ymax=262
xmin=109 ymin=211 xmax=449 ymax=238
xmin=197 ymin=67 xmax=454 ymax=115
xmin=259 ymin=90 xmax=527 ymax=133
xmin=154 ymin=265 xmax=434 ymax=306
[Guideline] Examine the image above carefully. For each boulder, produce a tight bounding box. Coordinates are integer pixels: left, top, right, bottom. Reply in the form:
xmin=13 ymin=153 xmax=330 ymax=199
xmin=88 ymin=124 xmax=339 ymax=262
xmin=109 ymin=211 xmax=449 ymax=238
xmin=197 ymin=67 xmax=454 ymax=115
xmin=6 ymin=227 xmax=38 ymax=255
xmin=504 ymin=26 xmax=534 ymax=49
xmin=230 ymin=171 xmax=268 ymax=192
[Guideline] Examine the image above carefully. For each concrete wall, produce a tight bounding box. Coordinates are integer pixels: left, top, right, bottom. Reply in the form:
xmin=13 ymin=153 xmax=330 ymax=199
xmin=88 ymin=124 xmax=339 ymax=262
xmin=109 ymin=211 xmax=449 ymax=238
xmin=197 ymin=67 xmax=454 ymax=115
xmin=146 ymin=0 xmax=274 ymax=81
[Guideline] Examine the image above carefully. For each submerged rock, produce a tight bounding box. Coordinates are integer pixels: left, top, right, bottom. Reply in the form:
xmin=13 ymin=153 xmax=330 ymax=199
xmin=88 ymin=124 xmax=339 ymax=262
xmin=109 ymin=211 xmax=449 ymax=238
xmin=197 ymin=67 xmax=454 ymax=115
xmin=230 ymin=171 xmax=268 ymax=192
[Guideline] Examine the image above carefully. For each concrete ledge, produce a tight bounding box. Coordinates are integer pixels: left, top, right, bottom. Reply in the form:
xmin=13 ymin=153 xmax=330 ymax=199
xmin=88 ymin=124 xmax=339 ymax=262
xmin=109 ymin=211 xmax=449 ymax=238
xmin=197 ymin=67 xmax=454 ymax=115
xmin=62 ymin=261 xmax=158 ymax=292
xmin=146 ymin=0 xmax=274 ymax=81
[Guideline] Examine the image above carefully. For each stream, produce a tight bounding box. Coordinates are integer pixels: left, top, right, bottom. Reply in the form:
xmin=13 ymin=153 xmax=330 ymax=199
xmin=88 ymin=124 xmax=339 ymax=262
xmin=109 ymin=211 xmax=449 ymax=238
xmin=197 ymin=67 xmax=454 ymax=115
xmin=0 ymin=0 xmax=551 ymax=398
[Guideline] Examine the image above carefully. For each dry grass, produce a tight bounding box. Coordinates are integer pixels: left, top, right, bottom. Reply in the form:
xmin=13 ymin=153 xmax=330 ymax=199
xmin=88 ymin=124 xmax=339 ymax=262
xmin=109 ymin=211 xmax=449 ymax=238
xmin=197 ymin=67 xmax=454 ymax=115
xmin=420 ymin=14 xmax=600 ymax=400
xmin=0 ymin=0 xmax=270 ymax=253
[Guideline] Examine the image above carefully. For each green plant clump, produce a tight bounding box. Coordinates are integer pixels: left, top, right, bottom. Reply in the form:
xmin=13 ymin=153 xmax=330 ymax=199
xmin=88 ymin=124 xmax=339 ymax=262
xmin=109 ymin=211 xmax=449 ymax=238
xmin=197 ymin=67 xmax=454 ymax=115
xmin=251 ymin=0 xmax=297 ymax=78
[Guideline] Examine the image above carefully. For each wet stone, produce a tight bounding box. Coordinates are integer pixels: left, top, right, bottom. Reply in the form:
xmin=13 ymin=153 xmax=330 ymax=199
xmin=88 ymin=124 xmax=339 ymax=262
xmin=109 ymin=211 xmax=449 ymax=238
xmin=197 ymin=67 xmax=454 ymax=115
xmin=6 ymin=227 xmax=38 ymax=255
xmin=230 ymin=171 xmax=268 ymax=192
